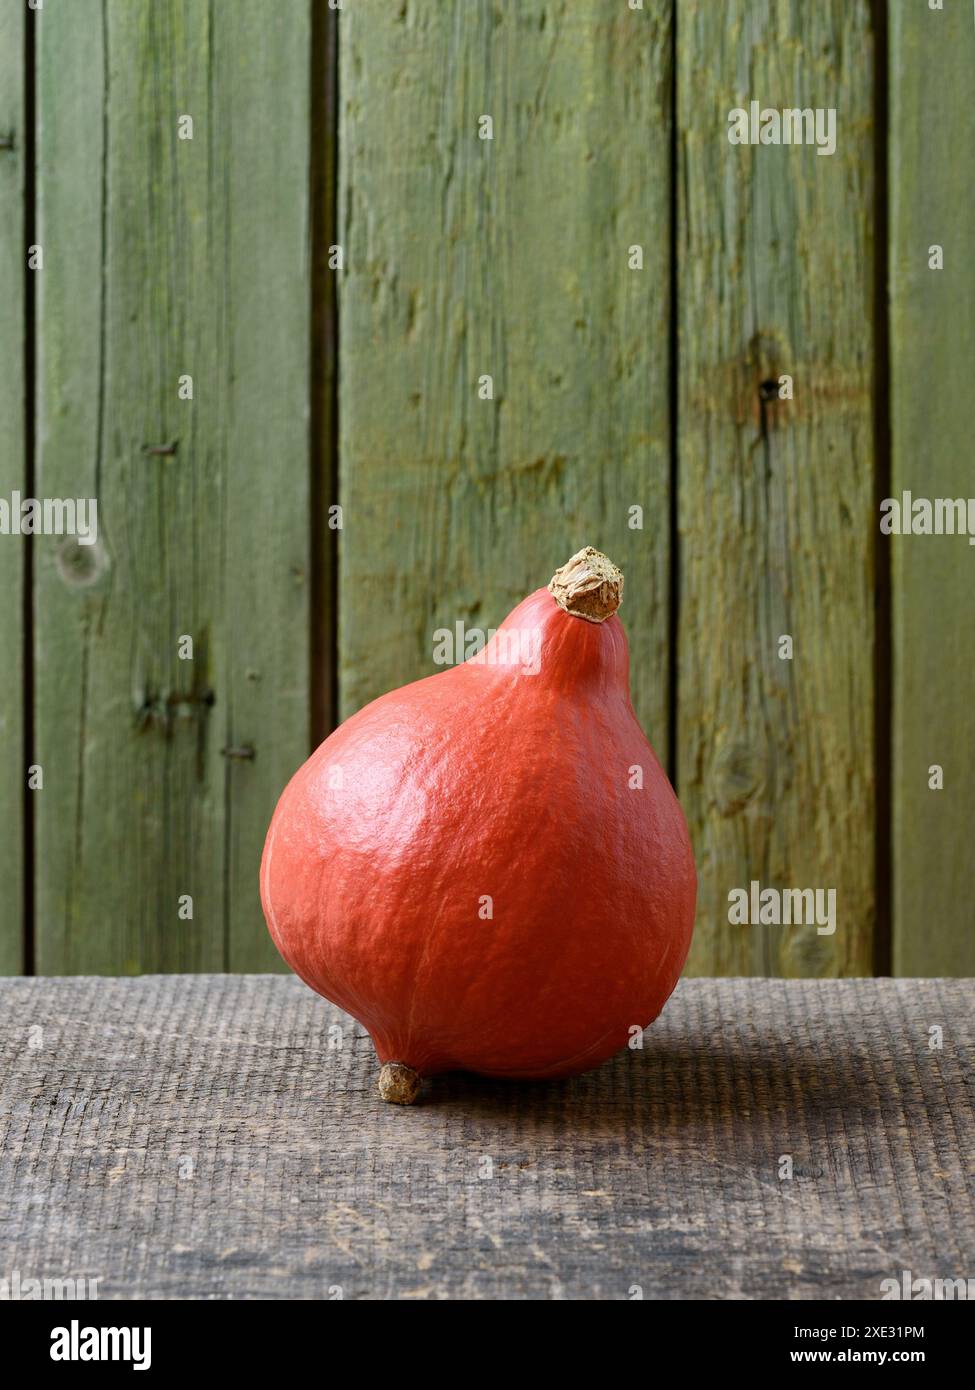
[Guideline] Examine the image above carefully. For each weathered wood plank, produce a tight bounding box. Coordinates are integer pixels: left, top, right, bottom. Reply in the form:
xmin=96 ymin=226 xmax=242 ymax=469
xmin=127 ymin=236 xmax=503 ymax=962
xmin=216 ymin=3 xmax=319 ymax=971
xmin=889 ymin=3 xmax=975 ymax=976
xmin=338 ymin=1 xmax=674 ymax=755
xmin=677 ymin=0 xmax=876 ymax=976
xmin=0 ymin=0 xmax=25 ymax=974
xmin=34 ymin=1 xmax=313 ymax=972
xmin=1 ymin=975 xmax=972 ymax=1298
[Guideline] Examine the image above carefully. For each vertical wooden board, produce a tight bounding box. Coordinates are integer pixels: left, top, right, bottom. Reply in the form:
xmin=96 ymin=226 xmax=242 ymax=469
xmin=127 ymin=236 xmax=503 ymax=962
xmin=35 ymin=0 xmax=312 ymax=972
xmin=217 ymin=2 xmax=315 ymax=972
xmin=677 ymin=1 xmax=876 ymax=976
xmin=890 ymin=4 xmax=975 ymax=976
xmin=0 ymin=0 xmax=24 ymax=973
xmin=338 ymin=1 xmax=673 ymax=755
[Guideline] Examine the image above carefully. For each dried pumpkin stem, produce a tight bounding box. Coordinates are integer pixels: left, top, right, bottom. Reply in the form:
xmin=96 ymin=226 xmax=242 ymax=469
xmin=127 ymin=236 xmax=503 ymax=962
xmin=548 ymin=546 xmax=624 ymax=623
xmin=378 ymin=1062 xmax=422 ymax=1105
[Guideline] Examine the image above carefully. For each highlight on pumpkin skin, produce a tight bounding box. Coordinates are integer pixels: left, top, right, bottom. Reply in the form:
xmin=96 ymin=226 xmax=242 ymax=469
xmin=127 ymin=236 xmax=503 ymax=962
xmin=548 ymin=546 xmax=624 ymax=623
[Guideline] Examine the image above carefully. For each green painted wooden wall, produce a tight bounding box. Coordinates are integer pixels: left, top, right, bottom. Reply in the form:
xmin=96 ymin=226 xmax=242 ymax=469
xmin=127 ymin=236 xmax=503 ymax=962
xmin=32 ymin=0 xmax=313 ymax=972
xmin=0 ymin=0 xmax=971 ymax=978
xmin=677 ymin=0 xmax=876 ymax=977
xmin=889 ymin=0 xmax=975 ymax=976
xmin=0 ymin=0 xmax=24 ymax=973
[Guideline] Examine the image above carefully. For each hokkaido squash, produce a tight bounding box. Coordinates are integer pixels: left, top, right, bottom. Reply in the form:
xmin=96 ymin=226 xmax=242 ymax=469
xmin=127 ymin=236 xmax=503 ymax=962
xmin=261 ymin=547 xmax=696 ymax=1104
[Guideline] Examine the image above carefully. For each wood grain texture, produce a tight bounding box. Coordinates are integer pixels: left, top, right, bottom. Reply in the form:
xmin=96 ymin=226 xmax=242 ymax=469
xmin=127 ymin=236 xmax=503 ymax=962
xmin=1 ymin=974 xmax=972 ymax=1299
xmin=677 ymin=1 xmax=876 ymax=977
xmin=338 ymin=0 xmax=673 ymax=753
xmin=0 ymin=0 xmax=25 ymax=974
xmin=34 ymin=0 xmax=313 ymax=972
xmin=889 ymin=4 xmax=975 ymax=976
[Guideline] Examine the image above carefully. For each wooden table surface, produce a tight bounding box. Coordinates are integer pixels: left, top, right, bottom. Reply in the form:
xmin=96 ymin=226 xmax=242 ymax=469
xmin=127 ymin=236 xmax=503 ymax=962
xmin=1 ymin=976 xmax=972 ymax=1301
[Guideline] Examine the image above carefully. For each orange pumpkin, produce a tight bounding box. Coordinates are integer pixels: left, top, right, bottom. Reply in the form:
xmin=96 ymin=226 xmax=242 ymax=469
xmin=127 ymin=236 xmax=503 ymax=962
xmin=261 ymin=548 xmax=696 ymax=1103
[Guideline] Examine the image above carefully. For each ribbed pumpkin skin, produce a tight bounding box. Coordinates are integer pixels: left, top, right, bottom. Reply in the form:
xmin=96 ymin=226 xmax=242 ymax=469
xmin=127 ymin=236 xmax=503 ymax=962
xmin=261 ymin=587 xmax=696 ymax=1080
